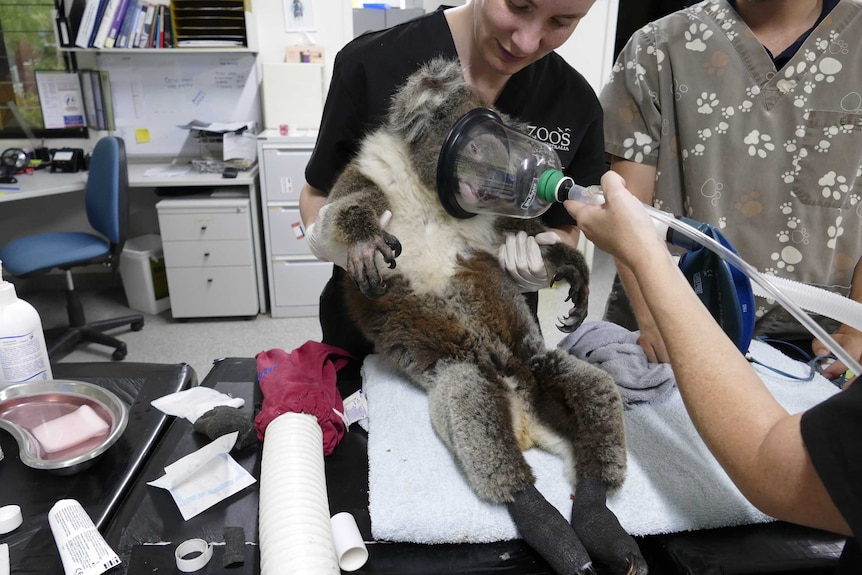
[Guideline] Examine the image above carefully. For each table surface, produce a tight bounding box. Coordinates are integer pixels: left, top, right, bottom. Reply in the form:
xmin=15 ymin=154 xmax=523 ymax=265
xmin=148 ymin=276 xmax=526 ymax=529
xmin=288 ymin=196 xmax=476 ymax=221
xmin=19 ymin=357 xmax=841 ymax=575
xmin=0 ymin=362 xmax=195 ymax=574
xmin=0 ymin=162 xmax=258 ymax=203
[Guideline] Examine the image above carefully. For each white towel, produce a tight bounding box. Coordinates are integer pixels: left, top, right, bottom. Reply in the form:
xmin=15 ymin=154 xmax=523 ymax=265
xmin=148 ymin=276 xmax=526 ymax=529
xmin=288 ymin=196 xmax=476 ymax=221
xmin=364 ymin=340 xmax=839 ymax=542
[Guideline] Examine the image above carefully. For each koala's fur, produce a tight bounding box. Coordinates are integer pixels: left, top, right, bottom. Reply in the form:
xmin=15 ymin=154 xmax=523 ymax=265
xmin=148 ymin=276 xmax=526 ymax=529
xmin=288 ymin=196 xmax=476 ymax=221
xmin=318 ymin=59 xmax=646 ymax=575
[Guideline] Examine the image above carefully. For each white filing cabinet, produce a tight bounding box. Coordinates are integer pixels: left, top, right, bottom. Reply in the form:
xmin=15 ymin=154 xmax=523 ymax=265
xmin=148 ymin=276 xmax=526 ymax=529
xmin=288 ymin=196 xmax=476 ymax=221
xmin=156 ymin=197 xmax=260 ymax=319
xmin=258 ymin=130 xmax=333 ymax=318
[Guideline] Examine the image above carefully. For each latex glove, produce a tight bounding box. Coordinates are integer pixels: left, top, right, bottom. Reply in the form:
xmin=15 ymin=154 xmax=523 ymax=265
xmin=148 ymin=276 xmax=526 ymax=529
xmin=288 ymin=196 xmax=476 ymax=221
xmin=498 ymin=231 xmax=560 ymax=292
xmin=305 ymin=204 xmax=392 ymax=269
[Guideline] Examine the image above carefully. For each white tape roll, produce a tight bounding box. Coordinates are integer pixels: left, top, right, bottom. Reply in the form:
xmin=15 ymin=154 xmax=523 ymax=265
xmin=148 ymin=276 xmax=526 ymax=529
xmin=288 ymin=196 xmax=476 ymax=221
xmin=0 ymin=506 xmax=22 ymax=535
xmin=175 ymin=538 xmax=213 ymax=572
xmin=259 ymin=412 xmax=340 ymax=574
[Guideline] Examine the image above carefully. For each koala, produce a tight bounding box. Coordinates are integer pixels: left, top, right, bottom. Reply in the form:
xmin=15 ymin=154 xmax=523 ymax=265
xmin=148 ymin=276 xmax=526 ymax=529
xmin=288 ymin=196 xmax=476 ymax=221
xmin=317 ymin=58 xmax=647 ymax=575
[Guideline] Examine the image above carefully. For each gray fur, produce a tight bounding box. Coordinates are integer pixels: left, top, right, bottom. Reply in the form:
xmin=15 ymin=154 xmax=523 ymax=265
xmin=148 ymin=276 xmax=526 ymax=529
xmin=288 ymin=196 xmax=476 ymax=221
xmin=319 ymin=58 xmax=647 ymax=574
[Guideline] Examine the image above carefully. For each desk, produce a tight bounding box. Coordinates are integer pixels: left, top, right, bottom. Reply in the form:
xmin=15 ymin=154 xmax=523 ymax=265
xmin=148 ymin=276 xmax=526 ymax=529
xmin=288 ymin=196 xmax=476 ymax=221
xmin=0 ymin=162 xmax=267 ymax=314
xmin=0 ymin=361 xmax=195 ymax=574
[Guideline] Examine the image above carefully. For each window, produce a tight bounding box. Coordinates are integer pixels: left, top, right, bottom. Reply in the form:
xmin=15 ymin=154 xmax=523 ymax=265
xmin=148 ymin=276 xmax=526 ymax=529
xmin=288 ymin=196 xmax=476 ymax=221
xmin=0 ymin=0 xmax=85 ymax=138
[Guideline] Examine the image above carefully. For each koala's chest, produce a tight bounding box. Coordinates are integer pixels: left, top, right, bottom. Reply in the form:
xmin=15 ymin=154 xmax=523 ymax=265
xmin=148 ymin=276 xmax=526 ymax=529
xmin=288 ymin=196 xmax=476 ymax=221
xmin=382 ymin=186 xmax=500 ymax=295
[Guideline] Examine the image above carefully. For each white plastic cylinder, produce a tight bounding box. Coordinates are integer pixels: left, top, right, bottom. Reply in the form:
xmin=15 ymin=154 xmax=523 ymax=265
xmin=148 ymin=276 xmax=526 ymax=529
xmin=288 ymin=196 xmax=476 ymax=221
xmin=0 ymin=265 xmax=52 ymax=387
xmin=258 ymin=412 xmax=340 ymax=575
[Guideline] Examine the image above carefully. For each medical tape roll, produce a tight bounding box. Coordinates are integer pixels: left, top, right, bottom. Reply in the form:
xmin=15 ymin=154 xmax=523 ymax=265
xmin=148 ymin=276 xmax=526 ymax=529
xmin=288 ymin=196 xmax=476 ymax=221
xmin=259 ymin=412 xmax=339 ymax=575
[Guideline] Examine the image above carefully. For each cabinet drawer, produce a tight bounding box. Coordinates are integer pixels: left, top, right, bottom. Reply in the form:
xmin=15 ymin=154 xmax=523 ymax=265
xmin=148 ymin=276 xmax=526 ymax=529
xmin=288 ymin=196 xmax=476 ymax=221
xmin=162 ymin=239 xmax=253 ymax=268
xmin=158 ymin=210 xmax=251 ymax=242
xmin=272 ymin=259 xmax=332 ymax=308
xmin=262 ymin=148 xmax=311 ymax=201
xmin=166 ymin=266 xmax=258 ymax=318
xmin=267 ymin=206 xmax=313 ymax=256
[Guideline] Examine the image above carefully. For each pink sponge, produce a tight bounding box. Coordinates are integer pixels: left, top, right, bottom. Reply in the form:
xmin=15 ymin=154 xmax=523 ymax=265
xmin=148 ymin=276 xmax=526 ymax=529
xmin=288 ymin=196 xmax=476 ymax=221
xmin=31 ymin=405 xmax=110 ymax=454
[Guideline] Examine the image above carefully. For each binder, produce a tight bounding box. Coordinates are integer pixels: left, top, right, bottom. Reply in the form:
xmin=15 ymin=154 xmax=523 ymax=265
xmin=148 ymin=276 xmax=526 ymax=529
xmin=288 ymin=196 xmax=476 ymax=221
xmin=74 ymin=0 xmax=102 ymax=48
xmin=92 ymin=0 xmax=121 ymax=48
xmin=99 ymin=70 xmax=116 ymax=130
xmin=78 ymin=70 xmax=99 ymax=129
xmin=103 ymin=0 xmax=131 ymax=48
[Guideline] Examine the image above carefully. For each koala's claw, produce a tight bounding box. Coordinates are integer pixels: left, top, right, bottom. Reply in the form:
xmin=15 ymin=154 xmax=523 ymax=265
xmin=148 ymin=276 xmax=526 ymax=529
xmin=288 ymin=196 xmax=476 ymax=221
xmin=552 ymin=267 xmax=589 ymax=332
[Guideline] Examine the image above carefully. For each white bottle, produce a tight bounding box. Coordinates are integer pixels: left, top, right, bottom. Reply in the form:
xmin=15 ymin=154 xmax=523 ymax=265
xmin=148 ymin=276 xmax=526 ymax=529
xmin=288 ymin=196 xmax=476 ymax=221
xmin=0 ymin=262 xmax=52 ymax=387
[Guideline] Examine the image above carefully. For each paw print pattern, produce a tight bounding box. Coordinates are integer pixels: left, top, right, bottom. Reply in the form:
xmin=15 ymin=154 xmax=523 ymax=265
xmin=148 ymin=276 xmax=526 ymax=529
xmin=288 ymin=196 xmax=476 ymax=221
xmin=840 ymin=92 xmax=862 ymax=113
xmin=829 ymin=39 xmax=849 ymax=55
xmin=673 ymin=78 xmax=689 ymax=101
xmin=734 ymin=191 xmax=762 ymax=217
xmin=721 ymin=106 xmax=735 ymax=118
xmin=743 ymin=130 xmax=775 ymax=158
xmin=780 ymin=202 xmax=794 ymax=215
xmin=803 ymin=81 xmax=816 ymax=94
xmin=814 ymin=140 xmax=831 ymax=153
xmin=827 ymin=215 xmax=845 ymax=249
xmin=811 ymin=57 xmax=843 ymax=83
xmin=696 ymin=92 xmax=718 ymax=114
xmin=785 ymin=218 xmax=810 ymax=245
xmin=683 ymin=23 xmax=713 ymax=52
xmin=697 ymin=128 xmax=712 ymax=140
xmin=740 ymin=100 xmax=754 ymax=113
xmin=782 ymin=170 xmax=797 ymax=184
xmin=704 ymin=51 xmax=731 ymax=76
xmin=621 ymin=132 xmax=654 ymax=163
xmin=822 ymin=125 xmax=841 ymax=139
xmin=717 ymin=216 xmax=727 ymax=229
xmin=770 ymin=245 xmax=803 ymax=272
xmin=700 ymin=178 xmax=723 ymax=206
xmin=745 ymin=85 xmax=761 ymax=98
xmin=715 ymin=121 xmax=729 ymax=134
xmin=784 ymin=139 xmax=798 ymax=153
xmin=794 ymin=95 xmax=807 ymax=108
xmin=819 ymin=172 xmax=849 ymax=201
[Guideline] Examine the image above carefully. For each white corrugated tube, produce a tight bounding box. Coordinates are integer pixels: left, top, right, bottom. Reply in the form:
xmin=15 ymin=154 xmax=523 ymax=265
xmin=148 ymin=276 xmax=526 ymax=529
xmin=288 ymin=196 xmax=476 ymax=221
xmin=750 ymin=274 xmax=862 ymax=334
xmin=259 ymin=412 xmax=340 ymax=575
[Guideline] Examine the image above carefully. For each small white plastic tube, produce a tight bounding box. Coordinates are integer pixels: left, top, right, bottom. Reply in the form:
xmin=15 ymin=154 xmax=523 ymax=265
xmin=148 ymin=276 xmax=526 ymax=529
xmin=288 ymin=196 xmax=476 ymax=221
xmin=258 ymin=412 xmax=340 ymax=575
xmin=48 ymin=500 xmax=120 ymax=575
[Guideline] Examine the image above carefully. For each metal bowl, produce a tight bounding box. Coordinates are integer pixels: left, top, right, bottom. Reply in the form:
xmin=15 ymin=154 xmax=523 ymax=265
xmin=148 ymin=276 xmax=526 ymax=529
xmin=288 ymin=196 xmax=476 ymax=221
xmin=0 ymin=380 xmax=129 ymax=475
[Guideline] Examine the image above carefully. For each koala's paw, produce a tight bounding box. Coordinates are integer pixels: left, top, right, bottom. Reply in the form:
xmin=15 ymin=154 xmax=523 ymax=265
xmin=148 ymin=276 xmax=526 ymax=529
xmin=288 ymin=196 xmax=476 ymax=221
xmin=346 ymin=231 xmax=402 ymax=298
xmin=552 ymin=265 xmax=589 ymax=332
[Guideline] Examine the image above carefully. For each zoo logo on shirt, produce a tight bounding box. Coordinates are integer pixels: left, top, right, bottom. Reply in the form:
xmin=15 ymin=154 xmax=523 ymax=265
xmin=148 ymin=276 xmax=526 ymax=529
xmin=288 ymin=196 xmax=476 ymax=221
xmin=526 ymin=124 xmax=571 ymax=153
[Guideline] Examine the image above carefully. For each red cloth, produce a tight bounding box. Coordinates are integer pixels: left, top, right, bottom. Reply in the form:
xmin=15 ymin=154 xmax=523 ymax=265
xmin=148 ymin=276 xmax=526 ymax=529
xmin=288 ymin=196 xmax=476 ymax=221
xmin=254 ymin=341 xmax=354 ymax=455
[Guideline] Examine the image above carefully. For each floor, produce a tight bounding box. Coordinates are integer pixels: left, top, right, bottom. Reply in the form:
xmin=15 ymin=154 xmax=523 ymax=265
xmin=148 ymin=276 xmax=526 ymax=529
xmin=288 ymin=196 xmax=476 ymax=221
xmin=29 ymin=249 xmax=616 ymax=382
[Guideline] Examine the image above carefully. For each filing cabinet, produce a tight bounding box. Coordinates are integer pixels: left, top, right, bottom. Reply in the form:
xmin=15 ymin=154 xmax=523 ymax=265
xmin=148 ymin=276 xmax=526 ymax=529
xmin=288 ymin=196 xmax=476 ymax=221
xmin=258 ymin=131 xmax=333 ymax=317
xmin=156 ymin=197 xmax=260 ymax=318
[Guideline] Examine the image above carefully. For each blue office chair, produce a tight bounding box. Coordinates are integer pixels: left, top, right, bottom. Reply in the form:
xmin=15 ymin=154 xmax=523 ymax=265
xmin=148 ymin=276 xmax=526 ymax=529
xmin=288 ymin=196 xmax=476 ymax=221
xmin=0 ymin=137 xmax=144 ymax=361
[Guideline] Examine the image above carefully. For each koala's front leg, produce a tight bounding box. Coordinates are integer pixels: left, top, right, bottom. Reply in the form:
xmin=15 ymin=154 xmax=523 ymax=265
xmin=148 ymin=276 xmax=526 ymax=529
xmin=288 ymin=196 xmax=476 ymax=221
xmin=326 ymin=169 xmax=402 ymax=298
xmin=543 ymin=242 xmax=591 ymax=332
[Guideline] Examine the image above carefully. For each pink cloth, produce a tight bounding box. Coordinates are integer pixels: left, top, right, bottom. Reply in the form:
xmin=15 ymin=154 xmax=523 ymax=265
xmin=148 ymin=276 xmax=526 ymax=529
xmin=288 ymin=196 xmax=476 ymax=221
xmin=254 ymin=341 xmax=354 ymax=455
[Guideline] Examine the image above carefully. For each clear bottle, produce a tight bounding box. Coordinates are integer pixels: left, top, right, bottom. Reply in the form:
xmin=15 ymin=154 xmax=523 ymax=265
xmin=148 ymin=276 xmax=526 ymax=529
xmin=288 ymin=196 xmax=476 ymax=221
xmin=0 ymin=262 xmax=52 ymax=387
xmin=436 ymin=108 xmax=604 ymax=219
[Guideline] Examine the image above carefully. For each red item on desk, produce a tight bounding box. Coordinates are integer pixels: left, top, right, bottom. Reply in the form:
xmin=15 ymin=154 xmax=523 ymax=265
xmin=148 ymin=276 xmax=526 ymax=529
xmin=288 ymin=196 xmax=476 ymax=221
xmin=254 ymin=341 xmax=353 ymax=455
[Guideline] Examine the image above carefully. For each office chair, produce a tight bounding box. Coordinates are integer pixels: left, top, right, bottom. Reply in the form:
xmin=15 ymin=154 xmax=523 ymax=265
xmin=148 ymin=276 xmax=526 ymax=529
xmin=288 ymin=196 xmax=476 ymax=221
xmin=0 ymin=137 xmax=144 ymax=361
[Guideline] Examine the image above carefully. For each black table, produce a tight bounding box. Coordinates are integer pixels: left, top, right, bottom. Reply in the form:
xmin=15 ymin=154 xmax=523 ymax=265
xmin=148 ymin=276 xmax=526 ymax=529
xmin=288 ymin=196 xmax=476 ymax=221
xmin=0 ymin=361 xmax=196 ymax=575
xmin=102 ymin=357 xmax=261 ymax=574
xmin=106 ymin=357 xmax=845 ymax=575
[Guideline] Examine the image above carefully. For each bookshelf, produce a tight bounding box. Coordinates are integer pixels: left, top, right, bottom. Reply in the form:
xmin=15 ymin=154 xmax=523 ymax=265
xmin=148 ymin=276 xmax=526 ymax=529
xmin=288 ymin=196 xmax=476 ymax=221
xmin=57 ymin=1 xmax=258 ymax=52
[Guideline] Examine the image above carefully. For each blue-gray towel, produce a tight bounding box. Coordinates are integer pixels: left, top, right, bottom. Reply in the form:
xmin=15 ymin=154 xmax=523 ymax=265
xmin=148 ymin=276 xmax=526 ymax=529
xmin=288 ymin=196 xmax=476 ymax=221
xmin=558 ymin=321 xmax=676 ymax=406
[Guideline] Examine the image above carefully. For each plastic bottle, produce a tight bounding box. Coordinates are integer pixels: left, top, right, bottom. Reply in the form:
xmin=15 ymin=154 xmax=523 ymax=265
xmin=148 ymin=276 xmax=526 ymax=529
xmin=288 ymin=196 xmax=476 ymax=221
xmin=0 ymin=262 xmax=52 ymax=387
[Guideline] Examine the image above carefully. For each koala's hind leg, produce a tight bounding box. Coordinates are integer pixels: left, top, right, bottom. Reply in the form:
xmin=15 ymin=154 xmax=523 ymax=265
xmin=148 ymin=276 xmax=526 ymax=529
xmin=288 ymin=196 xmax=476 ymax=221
xmin=528 ymin=349 xmax=649 ymax=575
xmin=422 ymin=360 xmax=594 ymax=575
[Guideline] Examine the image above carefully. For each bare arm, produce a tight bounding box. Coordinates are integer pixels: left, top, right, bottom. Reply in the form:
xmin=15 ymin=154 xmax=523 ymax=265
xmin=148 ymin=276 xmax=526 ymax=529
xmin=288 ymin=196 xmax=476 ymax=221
xmin=608 ymin=157 xmax=671 ymax=363
xmin=299 ymin=182 xmax=328 ymax=228
xmin=813 ymin=256 xmax=862 ymax=383
xmin=567 ymin=171 xmax=852 ymax=536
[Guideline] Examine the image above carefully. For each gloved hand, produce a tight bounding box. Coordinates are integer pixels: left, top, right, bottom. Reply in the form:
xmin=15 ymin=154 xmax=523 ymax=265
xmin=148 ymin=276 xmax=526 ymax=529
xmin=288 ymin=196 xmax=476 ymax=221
xmin=498 ymin=230 xmax=560 ymax=292
xmin=305 ymin=204 xmax=392 ymax=269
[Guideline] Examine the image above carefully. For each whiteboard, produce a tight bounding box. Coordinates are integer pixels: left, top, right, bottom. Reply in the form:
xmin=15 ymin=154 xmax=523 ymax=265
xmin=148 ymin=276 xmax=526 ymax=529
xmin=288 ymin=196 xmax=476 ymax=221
xmin=97 ymin=52 xmax=261 ymax=158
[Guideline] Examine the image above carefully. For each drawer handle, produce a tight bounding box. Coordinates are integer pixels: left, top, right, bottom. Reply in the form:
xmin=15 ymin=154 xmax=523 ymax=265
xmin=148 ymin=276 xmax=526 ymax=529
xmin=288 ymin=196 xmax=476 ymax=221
xmin=203 ymin=252 xmax=210 ymax=257
xmin=200 ymin=225 xmax=207 ymax=232
xmin=207 ymin=278 xmax=213 ymax=283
